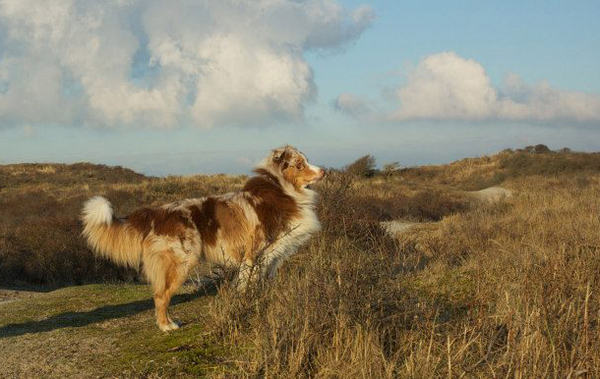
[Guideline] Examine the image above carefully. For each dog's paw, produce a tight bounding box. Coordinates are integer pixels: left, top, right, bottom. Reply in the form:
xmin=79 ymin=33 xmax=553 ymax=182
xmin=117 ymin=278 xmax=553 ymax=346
xmin=159 ymin=321 xmax=180 ymax=332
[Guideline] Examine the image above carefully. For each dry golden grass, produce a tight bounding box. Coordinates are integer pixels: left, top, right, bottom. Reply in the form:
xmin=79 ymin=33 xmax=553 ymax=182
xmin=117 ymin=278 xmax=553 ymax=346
xmin=199 ymin=169 xmax=600 ymax=378
xmin=0 ymin=163 xmax=245 ymax=284
xmin=1 ymin=150 xmax=600 ymax=378
xmin=395 ymin=149 xmax=600 ymax=191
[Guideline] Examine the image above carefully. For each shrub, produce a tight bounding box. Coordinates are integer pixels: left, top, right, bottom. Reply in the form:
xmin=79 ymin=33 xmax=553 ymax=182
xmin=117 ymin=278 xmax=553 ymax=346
xmin=345 ymin=155 xmax=377 ymax=177
xmin=499 ymin=151 xmax=600 ymax=176
xmin=382 ymin=161 xmax=401 ymax=176
xmin=533 ymin=143 xmax=552 ymax=154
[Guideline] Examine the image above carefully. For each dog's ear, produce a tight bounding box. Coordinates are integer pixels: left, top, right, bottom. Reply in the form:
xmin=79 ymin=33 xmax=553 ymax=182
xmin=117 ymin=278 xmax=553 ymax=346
xmin=272 ymin=148 xmax=288 ymax=164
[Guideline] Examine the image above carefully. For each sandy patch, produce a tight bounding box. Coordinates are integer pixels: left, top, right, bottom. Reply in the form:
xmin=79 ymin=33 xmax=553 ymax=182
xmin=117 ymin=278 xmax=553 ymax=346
xmin=380 ymin=221 xmax=420 ymax=235
xmin=467 ymin=186 xmax=513 ymax=203
xmin=381 ymin=187 xmax=513 ymax=237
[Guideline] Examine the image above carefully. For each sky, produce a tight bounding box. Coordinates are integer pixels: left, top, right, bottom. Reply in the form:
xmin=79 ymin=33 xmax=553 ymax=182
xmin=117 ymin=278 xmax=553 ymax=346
xmin=0 ymin=0 xmax=599 ymax=175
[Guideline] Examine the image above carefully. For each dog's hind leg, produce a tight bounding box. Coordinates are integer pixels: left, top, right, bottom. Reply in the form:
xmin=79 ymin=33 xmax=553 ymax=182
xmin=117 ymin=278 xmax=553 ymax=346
xmin=144 ymin=250 xmax=189 ymax=331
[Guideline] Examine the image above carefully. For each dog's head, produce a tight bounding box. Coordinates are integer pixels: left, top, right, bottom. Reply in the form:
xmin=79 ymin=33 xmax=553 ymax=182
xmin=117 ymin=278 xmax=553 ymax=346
xmin=260 ymin=145 xmax=325 ymax=191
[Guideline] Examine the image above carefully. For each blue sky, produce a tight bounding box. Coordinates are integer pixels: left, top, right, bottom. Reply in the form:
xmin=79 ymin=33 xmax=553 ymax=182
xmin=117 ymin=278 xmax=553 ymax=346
xmin=0 ymin=0 xmax=599 ymax=175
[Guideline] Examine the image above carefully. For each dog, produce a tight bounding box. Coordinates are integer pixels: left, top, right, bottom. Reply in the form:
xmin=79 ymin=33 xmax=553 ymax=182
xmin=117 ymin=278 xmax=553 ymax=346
xmin=81 ymin=145 xmax=324 ymax=331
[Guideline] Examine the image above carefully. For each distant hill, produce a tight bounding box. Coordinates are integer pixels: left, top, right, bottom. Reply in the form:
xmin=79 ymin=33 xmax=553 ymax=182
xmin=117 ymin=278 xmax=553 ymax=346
xmin=394 ymin=146 xmax=600 ymax=190
xmin=0 ymin=162 xmax=148 ymax=189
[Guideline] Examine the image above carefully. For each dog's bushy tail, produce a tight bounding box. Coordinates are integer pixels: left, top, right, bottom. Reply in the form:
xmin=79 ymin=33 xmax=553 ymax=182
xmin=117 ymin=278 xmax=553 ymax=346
xmin=81 ymin=196 xmax=143 ymax=269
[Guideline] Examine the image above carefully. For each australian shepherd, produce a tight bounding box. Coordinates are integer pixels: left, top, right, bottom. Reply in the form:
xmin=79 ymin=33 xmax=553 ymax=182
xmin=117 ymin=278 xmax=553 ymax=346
xmin=81 ymin=145 xmax=324 ymax=331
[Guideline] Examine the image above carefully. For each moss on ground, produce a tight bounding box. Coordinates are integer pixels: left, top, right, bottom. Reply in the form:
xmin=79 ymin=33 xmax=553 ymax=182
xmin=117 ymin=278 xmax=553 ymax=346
xmin=0 ymin=284 xmax=234 ymax=378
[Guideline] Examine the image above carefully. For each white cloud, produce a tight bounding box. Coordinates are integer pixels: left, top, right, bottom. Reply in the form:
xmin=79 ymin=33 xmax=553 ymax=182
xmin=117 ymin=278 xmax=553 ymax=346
xmin=392 ymin=52 xmax=497 ymax=120
xmin=0 ymin=0 xmax=373 ymax=129
xmin=497 ymin=73 xmax=600 ymax=121
xmin=389 ymin=52 xmax=600 ymax=123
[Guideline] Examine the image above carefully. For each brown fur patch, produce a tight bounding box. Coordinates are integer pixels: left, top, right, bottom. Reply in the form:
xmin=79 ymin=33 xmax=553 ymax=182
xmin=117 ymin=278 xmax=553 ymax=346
xmin=189 ymin=197 xmax=220 ymax=247
xmin=252 ymin=168 xmax=280 ymax=183
xmin=280 ymin=157 xmax=321 ymax=191
xmin=252 ymin=224 xmax=266 ymax=253
xmin=215 ymin=201 xmax=250 ymax=260
xmin=243 ymin=175 xmax=299 ymax=242
xmin=126 ymin=208 xmax=190 ymax=237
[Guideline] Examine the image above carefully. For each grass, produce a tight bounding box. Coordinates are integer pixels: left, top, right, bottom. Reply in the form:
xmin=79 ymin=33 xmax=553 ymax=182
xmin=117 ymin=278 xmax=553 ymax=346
xmin=0 ymin=283 xmax=233 ymax=378
xmin=1 ymin=148 xmax=600 ymax=377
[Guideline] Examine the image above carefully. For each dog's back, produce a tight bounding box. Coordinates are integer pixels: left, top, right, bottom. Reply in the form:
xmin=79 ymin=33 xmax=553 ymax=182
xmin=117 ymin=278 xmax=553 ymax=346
xmin=81 ymin=145 xmax=324 ymax=331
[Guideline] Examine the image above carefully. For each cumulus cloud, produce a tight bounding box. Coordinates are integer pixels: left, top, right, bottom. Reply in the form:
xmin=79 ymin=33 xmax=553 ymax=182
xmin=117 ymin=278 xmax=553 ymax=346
xmin=0 ymin=0 xmax=373 ymax=129
xmin=497 ymin=73 xmax=600 ymax=121
xmin=389 ymin=52 xmax=600 ymax=123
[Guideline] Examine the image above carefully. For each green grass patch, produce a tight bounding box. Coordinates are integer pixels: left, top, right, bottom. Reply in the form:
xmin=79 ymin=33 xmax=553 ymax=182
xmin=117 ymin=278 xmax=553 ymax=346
xmin=0 ymin=284 xmax=235 ymax=378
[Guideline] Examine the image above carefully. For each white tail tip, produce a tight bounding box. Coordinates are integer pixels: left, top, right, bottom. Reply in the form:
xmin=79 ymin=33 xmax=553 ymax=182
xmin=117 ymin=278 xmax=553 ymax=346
xmin=82 ymin=196 xmax=113 ymax=225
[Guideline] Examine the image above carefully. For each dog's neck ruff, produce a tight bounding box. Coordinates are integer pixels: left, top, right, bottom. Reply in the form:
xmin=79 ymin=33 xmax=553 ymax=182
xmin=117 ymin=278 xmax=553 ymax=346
xmin=253 ymin=165 xmax=317 ymax=208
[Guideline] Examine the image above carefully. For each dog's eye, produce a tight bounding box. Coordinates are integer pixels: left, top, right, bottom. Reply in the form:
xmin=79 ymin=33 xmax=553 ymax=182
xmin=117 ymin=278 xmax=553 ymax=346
xmin=296 ymin=162 xmax=304 ymax=170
